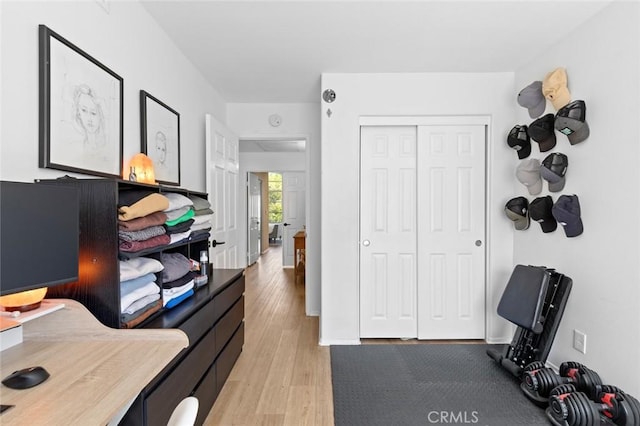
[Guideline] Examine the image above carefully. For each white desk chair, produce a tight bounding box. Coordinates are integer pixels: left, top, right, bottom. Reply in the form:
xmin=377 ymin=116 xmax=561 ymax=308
xmin=167 ymin=396 xmax=199 ymax=426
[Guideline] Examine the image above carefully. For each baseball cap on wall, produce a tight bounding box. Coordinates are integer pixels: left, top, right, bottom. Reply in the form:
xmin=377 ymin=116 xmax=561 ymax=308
xmin=555 ymin=100 xmax=590 ymax=145
xmin=529 ymin=196 xmax=557 ymax=233
xmin=507 ymin=125 xmax=531 ymax=160
xmin=540 ymin=153 xmax=568 ymax=192
xmin=542 ymin=68 xmax=571 ymax=111
xmin=552 ymin=194 xmax=583 ymax=237
xmin=517 ymin=81 xmax=546 ymax=119
xmin=528 ymin=114 xmax=557 ymax=152
xmin=505 ymin=196 xmax=530 ymax=230
xmin=516 ymin=158 xmax=542 ymax=196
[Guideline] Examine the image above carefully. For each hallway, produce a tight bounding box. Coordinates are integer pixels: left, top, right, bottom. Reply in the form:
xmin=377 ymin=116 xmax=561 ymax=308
xmin=205 ymin=246 xmax=334 ymax=425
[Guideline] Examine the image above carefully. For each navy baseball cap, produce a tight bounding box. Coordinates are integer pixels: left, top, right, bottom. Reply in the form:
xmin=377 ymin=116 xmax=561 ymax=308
xmin=552 ymin=194 xmax=583 ymax=237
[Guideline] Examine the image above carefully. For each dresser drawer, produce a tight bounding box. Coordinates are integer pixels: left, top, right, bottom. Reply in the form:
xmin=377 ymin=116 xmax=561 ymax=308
xmin=213 ymin=276 xmax=245 ymax=323
xmin=145 ymin=323 xmax=216 ymax=425
xmin=216 ymin=322 xmax=244 ymax=391
xmin=215 ymin=296 xmax=244 ymax=356
xmin=178 ymin=295 xmax=216 ymax=347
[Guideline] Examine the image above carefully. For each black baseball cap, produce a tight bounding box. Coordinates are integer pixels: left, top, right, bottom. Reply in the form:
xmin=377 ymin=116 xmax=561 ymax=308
xmin=529 ymin=114 xmax=557 ymax=152
xmin=529 ymin=196 xmax=557 ymax=233
xmin=505 ymin=196 xmax=529 ymax=230
xmin=507 ymin=125 xmax=531 ymax=160
xmin=555 ymin=100 xmax=590 ymax=145
xmin=540 ymin=153 xmax=569 ymax=192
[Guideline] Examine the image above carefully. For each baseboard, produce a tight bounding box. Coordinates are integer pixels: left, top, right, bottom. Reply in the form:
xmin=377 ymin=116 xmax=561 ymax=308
xmin=485 ymin=336 xmax=512 ymax=345
xmin=319 ymin=338 xmax=361 ymax=346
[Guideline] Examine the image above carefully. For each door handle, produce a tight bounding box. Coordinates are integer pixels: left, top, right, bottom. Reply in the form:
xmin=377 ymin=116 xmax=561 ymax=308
xmin=475 ymin=240 xmax=482 ymax=247
xmin=211 ymin=240 xmax=226 ymax=247
xmin=362 ymin=240 xmax=371 ymax=247
xmin=283 ymin=223 xmax=291 ymax=226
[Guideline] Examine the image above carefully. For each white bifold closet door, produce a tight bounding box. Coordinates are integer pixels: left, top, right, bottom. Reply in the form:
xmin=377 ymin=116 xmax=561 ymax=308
xmin=359 ymin=123 xmax=486 ymax=340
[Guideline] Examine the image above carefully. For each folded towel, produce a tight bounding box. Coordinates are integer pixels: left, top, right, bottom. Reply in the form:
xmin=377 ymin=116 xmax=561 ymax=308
xmin=118 ymin=211 xmax=168 ymax=232
xmin=119 ymin=193 xmax=170 ymax=221
xmin=119 ymin=225 xmax=166 ymax=242
xmin=163 ymin=280 xmax=194 ymax=299
xmin=120 ymin=273 xmax=157 ymax=297
xmin=120 ymin=257 xmax=164 ymax=281
xmin=165 ymin=209 xmax=195 ymax=227
xmin=187 ymin=194 xmax=211 ymax=211
xmin=164 ymin=288 xmax=195 ymax=309
xmin=119 ymin=234 xmax=171 ymax=253
xmin=160 ymin=252 xmax=192 ymax=283
xmin=164 ymin=193 xmax=193 ymax=211
xmin=120 ymin=281 xmax=160 ymax=313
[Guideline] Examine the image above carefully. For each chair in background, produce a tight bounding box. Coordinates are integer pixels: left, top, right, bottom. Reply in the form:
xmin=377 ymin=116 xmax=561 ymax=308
xmin=269 ymin=224 xmax=279 ymax=244
xmin=167 ymin=396 xmax=199 ymax=426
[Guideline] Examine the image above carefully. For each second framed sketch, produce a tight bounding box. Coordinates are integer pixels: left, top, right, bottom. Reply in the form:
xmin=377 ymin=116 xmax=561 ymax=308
xmin=140 ymin=90 xmax=181 ymax=186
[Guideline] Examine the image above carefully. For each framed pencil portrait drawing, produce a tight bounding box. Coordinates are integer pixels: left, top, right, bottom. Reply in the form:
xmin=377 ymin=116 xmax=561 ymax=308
xmin=39 ymin=25 xmax=123 ymax=178
xmin=140 ymin=90 xmax=181 ymax=186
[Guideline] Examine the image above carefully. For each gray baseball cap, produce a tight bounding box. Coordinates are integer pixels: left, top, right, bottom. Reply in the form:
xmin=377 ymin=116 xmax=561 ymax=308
xmin=517 ymin=81 xmax=546 ymax=119
xmin=516 ymin=158 xmax=542 ymax=195
xmin=540 ymin=153 xmax=568 ymax=192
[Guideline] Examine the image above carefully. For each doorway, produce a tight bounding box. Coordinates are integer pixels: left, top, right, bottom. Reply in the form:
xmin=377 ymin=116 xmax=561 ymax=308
xmin=247 ymin=172 xmax=262 ymax=265
xmin=239 ymin=138 xmax=307 ymax=271
xmin=359 ymin=119 xmax=487 ymax=340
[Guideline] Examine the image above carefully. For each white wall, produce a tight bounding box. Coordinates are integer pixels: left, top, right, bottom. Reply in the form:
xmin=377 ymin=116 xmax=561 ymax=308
xmin=320 ymin=72 xmax=517 ymax=344
xmin=0 ymin=0 xmax=226 ymax=192
xmin=513 ymin=1 xmax=640 ymax=395
xmin=228 ymin=102 xmax=321 ymax=316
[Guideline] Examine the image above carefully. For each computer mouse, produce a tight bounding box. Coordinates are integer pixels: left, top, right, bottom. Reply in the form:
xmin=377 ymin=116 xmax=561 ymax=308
xmin=2 ymin=366 xmax=50 ymax=389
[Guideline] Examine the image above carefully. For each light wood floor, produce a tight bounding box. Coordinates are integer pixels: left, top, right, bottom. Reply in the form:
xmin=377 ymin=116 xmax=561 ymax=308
xmin=204 ymin=245 xmax=334 ymax=425
xmin=204 ymin=245 xmax=485 ymax=425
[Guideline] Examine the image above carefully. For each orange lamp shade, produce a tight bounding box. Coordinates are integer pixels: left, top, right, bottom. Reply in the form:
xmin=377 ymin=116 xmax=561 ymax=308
xmin=127 ymin=153 xmax=156 ymax=184
xmin=0 ymin=287 xmax=48 ymax=312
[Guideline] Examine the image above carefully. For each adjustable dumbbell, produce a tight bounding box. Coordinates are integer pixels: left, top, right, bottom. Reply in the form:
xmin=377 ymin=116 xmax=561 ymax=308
xmin=547 ymin=383 xmax=640 ymax=426
xmin=521 ymin=361 xmax=602 ymax=406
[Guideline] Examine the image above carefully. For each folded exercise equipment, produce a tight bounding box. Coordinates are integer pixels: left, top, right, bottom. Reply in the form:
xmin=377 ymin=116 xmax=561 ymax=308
xmin=487 ymin=264 xmax=572 ymax=378
xmin=547 ymin=383 xmax=640 ymax=426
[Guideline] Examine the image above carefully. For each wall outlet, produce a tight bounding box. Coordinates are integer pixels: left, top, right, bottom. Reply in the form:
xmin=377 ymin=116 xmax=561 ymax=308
xmin=573 ymin=329 xmax=587 ymax=354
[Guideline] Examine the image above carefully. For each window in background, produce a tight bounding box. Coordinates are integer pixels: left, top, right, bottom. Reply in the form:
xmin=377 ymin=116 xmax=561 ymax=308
xmin=268 ymin=172 xmax=283 ymax=223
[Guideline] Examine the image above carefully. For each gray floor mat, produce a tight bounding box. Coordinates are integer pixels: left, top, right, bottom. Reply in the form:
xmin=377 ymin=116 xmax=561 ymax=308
xmin=330 ymin=344 xmax=549 ymax=426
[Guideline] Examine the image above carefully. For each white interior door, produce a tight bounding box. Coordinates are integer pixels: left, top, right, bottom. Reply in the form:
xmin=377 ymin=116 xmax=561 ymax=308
xmin=359 ymin=121 xmax=486 ymax=340
xmin=247 ymin=172 xmax=261 ymax=265
xmin=281 ymin=172 xmax=305 ymax=268
xmin=417 ymin=125 xmax=486 ymax=339
xmin=359 ymin=126 xmax=418 ymax=338
xmin=205 ymin=113 xmax=240 ymax=268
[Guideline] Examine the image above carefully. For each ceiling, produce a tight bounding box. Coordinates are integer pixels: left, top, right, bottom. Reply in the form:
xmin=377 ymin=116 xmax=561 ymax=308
xmin=141 ymin=0 xmax=612 ymax=105
xmin=239 ymin=139 xmax=306 ymax=152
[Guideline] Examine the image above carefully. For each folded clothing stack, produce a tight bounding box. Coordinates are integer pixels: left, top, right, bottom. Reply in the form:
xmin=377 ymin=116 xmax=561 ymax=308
xmin=160 ymin=252 xmax=198 ymax=308
xmin=163 ymin=193 xmax=195 ymax=245
xmin=118 ymin=191 xmax=171 ymax=253
xmin=119 ymin=257 xmax=164 ymax=328
xmin=188 ymin=194 xmax=212 ymax=240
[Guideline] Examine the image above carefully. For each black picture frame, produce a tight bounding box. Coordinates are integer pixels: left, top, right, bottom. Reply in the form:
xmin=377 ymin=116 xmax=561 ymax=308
xmin=140 ymin=90 xmax=181 ymax=186
xmin=39 ymin=24 xmax=123 ymax=178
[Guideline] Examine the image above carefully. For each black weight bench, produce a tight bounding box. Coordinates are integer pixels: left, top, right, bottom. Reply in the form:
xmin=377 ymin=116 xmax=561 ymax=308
xmin=487 ymin=264 xmax=572 ymax=378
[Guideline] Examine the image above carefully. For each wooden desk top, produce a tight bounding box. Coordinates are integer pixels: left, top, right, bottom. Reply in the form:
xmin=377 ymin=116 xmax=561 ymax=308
xmin=0 ymin=299 xmax=188 ymax=425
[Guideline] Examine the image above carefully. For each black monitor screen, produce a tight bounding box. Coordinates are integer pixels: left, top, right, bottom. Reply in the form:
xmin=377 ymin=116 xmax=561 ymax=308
xmin=0 ymin=181 xmax=80 ymax=296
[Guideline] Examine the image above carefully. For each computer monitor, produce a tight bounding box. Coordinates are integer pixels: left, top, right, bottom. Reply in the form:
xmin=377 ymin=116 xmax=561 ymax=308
xmin=0 ymin=181 xmax=80 ymax=308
